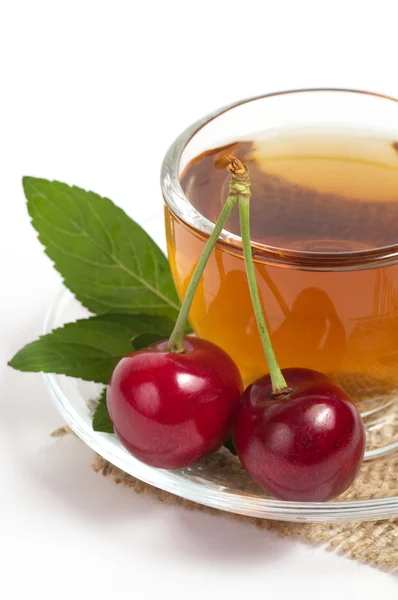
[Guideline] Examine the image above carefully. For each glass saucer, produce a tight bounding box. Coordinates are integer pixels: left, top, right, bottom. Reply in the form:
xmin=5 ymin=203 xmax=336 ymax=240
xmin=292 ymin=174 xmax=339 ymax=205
xmin=43 ymin=288 xmax=398 ymax=522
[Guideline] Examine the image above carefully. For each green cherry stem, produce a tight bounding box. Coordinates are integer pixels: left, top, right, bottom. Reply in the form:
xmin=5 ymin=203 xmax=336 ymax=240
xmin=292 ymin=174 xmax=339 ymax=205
xmin=167 ymin=157 xmax=244 ymax=353
xmin=236 ymin=161 xmax=290 ymax=395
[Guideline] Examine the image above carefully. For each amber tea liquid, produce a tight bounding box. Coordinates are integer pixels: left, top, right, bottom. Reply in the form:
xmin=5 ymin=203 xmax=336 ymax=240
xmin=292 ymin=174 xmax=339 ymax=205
xmin=165 ymin=129 xmax=398 ymax=413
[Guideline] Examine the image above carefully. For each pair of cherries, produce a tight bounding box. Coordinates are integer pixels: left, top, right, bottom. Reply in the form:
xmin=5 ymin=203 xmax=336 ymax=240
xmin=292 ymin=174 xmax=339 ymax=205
xmin=107 ymin=158 xmax=365 ymax=502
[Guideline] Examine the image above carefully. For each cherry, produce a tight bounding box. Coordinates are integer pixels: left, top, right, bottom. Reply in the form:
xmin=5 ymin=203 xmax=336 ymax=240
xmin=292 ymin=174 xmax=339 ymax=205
xmin=107 ymin=337 xmax=242 ymax=468
xmin=231 ymin=159 xmax=366 ymax=502
xmin=234 ymin=368 xmax=366 ymax=501
xmin=107 ymin=157 xmax=245 ymax=469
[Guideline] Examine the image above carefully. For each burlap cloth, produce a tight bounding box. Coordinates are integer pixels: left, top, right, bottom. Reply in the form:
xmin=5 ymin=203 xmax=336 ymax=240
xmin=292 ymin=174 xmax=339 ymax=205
xmin=53 ymin=423 xmax=398 ymax=573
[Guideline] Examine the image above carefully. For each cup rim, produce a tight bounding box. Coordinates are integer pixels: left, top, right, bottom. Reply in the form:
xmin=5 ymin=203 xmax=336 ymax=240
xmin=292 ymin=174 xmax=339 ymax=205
xmin=160 ymin=88 xmax=398 ymax=271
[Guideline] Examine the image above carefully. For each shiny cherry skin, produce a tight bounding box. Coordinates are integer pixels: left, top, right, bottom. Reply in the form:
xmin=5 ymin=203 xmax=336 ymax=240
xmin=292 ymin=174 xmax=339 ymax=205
xmin=107 ymin=337 xmax=243 ymax=469
xmin=234 ymin=368 xmax=366 ymax=502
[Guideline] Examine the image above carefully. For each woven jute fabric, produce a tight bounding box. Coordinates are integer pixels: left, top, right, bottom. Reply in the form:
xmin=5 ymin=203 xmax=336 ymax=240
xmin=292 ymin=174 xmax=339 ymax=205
xmin=53 ymin=426 xmax=398 ymax=573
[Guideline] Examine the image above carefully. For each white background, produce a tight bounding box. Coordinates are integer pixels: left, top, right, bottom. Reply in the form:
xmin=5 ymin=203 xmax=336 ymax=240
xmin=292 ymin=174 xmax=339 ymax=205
xmin=1 ymin=1 xmax=397 ymax=598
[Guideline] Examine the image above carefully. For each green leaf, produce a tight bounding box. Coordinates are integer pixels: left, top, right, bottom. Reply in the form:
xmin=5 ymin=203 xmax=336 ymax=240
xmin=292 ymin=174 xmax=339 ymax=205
xmin=223 ymin=435 xmax=237 ymax=456
xmin=131 ymin=332 xmax=166 ymax=350
xmin=23 ymin=177 xmax=180 ymax=320
xmin=8 ymin=313 xmax=175 ymax=383
xmin=92 ymin=389 xmax=114 ymax=433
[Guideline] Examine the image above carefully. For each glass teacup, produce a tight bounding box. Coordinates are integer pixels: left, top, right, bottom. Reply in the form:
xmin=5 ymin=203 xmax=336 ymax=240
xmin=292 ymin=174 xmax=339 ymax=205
xmin=161 ymin=89 xmax=398 ymax=458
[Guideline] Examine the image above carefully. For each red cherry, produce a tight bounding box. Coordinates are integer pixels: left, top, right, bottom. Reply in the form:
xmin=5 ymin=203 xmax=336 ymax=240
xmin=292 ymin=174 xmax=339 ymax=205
xmin=234 ymin=368 xmax=366 ymax=502
xmin=107 ymin=337 xmax=243 ymax=469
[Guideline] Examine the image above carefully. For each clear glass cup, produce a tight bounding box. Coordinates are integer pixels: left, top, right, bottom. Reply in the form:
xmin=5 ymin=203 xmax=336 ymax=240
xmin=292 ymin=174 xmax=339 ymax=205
xmin=161 ymin=89 xmax=398 ymax=459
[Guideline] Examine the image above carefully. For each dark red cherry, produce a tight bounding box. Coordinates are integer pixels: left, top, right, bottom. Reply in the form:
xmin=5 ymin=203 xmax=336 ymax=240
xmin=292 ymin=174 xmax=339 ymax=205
xmin=107 ymin=337 xmax=243 ymax=469
xmin=234 ymin=368 xmax=366 ymax=502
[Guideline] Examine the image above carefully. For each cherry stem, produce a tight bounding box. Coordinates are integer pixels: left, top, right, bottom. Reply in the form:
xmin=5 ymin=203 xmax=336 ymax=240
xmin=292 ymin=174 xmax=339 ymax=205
xmin=167 ymin=157 xmax=243 ymax=353
xmin=236 ymin=162 xmax=289 ymax=395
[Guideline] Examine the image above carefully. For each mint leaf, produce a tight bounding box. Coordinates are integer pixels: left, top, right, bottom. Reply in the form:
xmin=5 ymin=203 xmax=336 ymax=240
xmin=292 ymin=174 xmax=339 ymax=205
xmin=8 ymin=313 xmax=175 ymax=383
xmin=224 ymin=435 xmax=237 ymax=456
xmin=92 ymin=389 xmax=114 ymax=433
xmin=23 ymin=177 xmax=180 ymax=320
xmin=131 ymin=332 xmax=166 ymax=350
